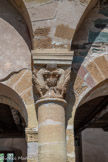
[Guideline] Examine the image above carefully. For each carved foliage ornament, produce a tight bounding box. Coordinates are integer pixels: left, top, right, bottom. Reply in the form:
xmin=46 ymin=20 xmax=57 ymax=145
xmin=33 ymin=64 xmax=71 ymax=99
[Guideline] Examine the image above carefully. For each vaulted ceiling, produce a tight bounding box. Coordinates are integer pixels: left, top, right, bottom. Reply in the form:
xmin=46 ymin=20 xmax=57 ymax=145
xmin=74 ymin=95 xmax=108 ymax=135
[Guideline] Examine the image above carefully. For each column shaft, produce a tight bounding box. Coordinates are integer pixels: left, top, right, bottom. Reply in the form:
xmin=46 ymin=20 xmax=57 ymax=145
xmin=36 ymin=98 xmax=67 ymax=162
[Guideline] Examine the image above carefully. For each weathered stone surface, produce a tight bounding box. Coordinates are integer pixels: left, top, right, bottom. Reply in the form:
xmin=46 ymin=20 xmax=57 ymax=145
xmin=0 ymin=17 xmax=31 ymax=80
xmin=0 ymin=0 xmax=31 ymax=80
xmin=56 ymin=0 xmax=85 ymax=25
xmin=21 ymin=88 xmax=34 ymax=105
xmin=33 ymin=37 xmax=52 ymax=49
xmin=15 ymin=70 xmax=32 ymax=94
xmin=27 ymin=142 xmax=38 ymax=161
xmin=78 ymin=65 xmax=88 ymax=79
xmin=66 ymin=129 xmax=75 ymax=154
xmin=28 ymin=1 xmax=58 ymax=22
xmin=84 ymin=73 xmax=96 ymax=88
xmin=95 ymin=56 xmax=108 ymax=78
xmin=34 ymin=27 xmax=50 ymax=36
xmin=73 ymin=74 xmax=88 ymax=95
xmin=1 ymin=1 xmax=108 ymax=162
xmin=55 ymin=24 xmax=74 ymax=40
xmin=39 ymin=125 xmax=65 ymax=143
xmin=19 ymin=0 xmax=92 ymax=48
xmin=87 ymin=62 xmax=104 ymax=83
xmin=79 ymin=79 xmax=108 ymax=106
xmin=26 ymin=128 xmax=38 ymax=142
xmin=27 ymin=104 xmax=38 ymax=128
xmin=37 ymin=99 xmax=67 ymax=162
xmin=5 ymin=70 xmax=26 ymax=87
xmin=24 ymin=0 xmax=51 ymax=8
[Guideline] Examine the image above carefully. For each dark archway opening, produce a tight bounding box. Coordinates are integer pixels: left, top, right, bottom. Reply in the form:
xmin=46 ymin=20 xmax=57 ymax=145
xmin=74 ymin=95 xmax=108 ymax=162
xmin=0 ymin=103 xmax=27 ymax=162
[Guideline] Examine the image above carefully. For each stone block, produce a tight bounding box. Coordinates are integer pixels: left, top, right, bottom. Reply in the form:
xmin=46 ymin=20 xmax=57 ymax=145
xmin=95 ymin=56 xmax=108 ymax=78
xmin=84 ymin=73 xmax=96 ymax=87
xmin=27 ymin=104 xmax=38 ymax=128
xmin=55 ymin=24 xmax=74 ymax=40
xmin=73 ymin=75 xmax=88 ymax=95
xmin=27 ymin=142 xmax=38 ymax=161
xmin=87 ymin=61 xmax=104 ymax=82
xmin=21 ymin=88 xmax=34 ymax=105
xmin=6 ymin=70 xmax=26 ymax=87
xmin=33 ymin=37 xmax=52 ymax=49
xmin=28 ymin=1 xmax=58 ymax=22
xmin=39 ymin=125 xmax=65 ymax=143
xmin=15 ymin=70 xmax=32 ymax=94
xmin=78 ymin=65 xmax=88 ymax=79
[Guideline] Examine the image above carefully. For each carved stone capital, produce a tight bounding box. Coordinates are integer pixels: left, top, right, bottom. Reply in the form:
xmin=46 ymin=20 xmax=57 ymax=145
xmin=33 ymin=65 xmax=71 ymax=99
xmin=32 ymin=49 xmax=73 ymax=100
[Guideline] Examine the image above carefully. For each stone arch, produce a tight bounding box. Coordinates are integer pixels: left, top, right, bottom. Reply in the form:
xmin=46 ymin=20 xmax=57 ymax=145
xmin=65 ymin=53 xmax=108 ymax=161
xmin=71 ymin=54 xmax=108 ymax=162
xmin=0 ymin=0 xmax=38 ymax=129
xmin=2 ymin=69 xmax=38 ymax=129
xmin=66 ymin=53 xmax=108 ymax=125
xmin=8 ymin=0 xmax=33 ymax=39
xmin=75 ymin=54 xmax=108 ymax=108
xmin=73 ymin=83 xmax=108 ymax=162
xmin=66 ymin=3 xmax=108 ymax=160
xmin=74 ymin=77 xmax=108 ymax=125
xmin=0 ymin=0 xmax=31 ymax=80
xmin=70 ymin=54 xmax=108 ymax=116
xmin=70 ymin=0 xmax=108 ymax=111
xmin=18 ymin=0 xmax=98 ymax=49
xmin=0 ymin=83 xmax=28 ymax=126
xmin=6 ymin=0 xmax=100 ymax=49
xmin=78 ymin=78 xmax=108 ymax=107
xmin=71 ymin=0 xmax=98 ymax=44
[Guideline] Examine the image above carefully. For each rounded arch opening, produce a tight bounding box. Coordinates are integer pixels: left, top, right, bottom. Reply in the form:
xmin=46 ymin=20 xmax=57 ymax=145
xmin=0 ymin=103 xmax=27 ymax=161
xmin=74 ymin=79 xmax=108 ymax=162
xmin=0 ymin=83 xmax=28 ymax=126
xmin=74 ymin=95 xmax=108 ymax=162
xmin=74 ymin=79 xmax=108 ymax=134
xmin=78 ymin=79 xmax=108 ymax=107
xmin=0 ymin=84 xmax=28 ymax=161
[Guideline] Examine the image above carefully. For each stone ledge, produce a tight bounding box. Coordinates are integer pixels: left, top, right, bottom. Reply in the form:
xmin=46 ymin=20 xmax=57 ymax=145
xmin=32 ymin=49 xmax=73 ymax=65
xmin=25 ymin=128 xmax=38 ymax=142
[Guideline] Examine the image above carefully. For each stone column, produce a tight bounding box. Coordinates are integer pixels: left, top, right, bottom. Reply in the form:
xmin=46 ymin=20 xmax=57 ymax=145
xmin=32 ymin=49 xmax=73 ymax=162
xmin=36 ymin=98 xmax=67 ymax=162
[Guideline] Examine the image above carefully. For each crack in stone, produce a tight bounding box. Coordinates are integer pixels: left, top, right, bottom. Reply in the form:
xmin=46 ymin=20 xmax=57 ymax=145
xmin=27 ymin=1 xmax=53 ymax=9
xmin=32 ymin=9 xmax=58 ymax=22
xmin=0 ymin=68 xmax=31 ymax=82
